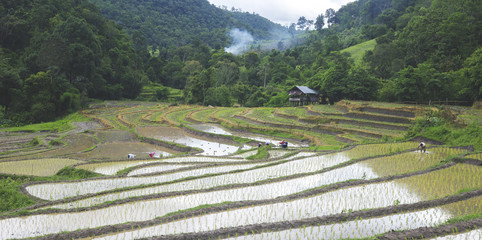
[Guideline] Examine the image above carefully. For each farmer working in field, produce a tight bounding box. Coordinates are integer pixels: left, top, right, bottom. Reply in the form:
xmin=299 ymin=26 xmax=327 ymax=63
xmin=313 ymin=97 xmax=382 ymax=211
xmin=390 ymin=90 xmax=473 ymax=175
xmin=418 ymin=142 xmax=426 ymax=153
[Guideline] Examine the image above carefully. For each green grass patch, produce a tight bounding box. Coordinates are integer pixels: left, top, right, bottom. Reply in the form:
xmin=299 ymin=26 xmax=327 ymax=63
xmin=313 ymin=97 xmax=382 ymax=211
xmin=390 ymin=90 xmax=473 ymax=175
xmin=55 ymin=166 xmax=103 ymax=179
xmin=307 ymin=145 xmax=345 ymax=151
xmin=443 ymin=212 xmax=482 ymax=225
xmin=341 ymin=39 xmax=376 ymax=64
xmin=0 ymin=167 xmax=102 ymax=213
xmin=4 ymin=112 xmax=91 ymax=133
xmin=0 ymin=177 xmax=37 ymax=212
xmin=247 ymin=146 xmax=270 ymax=160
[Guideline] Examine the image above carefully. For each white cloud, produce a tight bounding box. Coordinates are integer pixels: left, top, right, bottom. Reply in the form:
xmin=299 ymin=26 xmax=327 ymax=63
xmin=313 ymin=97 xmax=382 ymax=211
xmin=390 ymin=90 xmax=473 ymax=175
xmin=208 ymin=0 xmax=354 ymax=26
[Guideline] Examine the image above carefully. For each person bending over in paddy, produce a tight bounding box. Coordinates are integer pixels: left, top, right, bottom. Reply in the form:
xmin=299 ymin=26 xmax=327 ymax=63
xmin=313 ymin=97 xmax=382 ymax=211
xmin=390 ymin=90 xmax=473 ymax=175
xmin=418 ymin=142 xmax=426 ymax=153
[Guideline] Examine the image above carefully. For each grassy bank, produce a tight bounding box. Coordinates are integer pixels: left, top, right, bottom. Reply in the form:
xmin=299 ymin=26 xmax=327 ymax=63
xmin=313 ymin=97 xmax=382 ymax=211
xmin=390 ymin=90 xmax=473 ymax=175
xmin=3 ymin=112 xmax=91 ymax=133
xmin=0 ymin=167 xmax=102 ymax=213
xmin=406 ymin=107 xmax=481 ymax=151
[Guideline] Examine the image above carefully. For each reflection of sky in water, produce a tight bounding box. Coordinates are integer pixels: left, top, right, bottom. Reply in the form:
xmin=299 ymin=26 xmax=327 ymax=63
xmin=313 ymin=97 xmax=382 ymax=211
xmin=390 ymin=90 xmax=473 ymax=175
xmin=163 ymin=135 xmax=239 ymax=156
xmin=78 ymin=161 xmax=161 ymax=175
xmin=432 ymin=229 xmax=482 ymax=240
xmin=138 ymin=126 xmax=239 ymax=156
xmin=189 ymin=124 xmax=305 ymax=147
xmin=12 ymin=146 xmax=477 ymax=239
xmin=225 ymin=207 xmax=453 ymax=240
xmin=89 ymin=181 xmax=425 ymax=240
xmin=127 ymin=164 xmax=195 ymax=176
xmin=12 ymin=165 xmax=419 ymax=240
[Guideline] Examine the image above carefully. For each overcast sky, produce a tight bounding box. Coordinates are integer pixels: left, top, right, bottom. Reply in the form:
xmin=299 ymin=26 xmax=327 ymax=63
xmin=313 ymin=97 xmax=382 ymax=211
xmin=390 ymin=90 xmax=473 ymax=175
xmin=207 ymin=0 xmax=354 ymax=26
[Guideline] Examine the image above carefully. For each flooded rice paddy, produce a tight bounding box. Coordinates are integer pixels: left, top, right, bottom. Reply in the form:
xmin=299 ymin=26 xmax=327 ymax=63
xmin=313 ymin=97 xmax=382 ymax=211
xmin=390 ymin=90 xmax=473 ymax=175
xmin=137 ymin=126 xmax=240 ymax=156
xmin=433 ymin=229 xmax=482 ymax=240
xmin=126 ymin=163 xmax=195 ymax=176
xmin=85 ymin=174 xmax=481 ymax=240
xmin=26 ymin=146 xmax=466 ymax=202
xmin=188 ymin=123 xmax=307 ymax=147
xmin=6 ymin=163 xmax=479 ymax=239
xmin=1 ymin=104 xmax=480 ymax=240
xmin=76 ymin=160 xmax=169 ymax=175
xmin=0 ymin=158 xmax=82 ymax=176
xmin=27 ymin=162 xmax=266 ymax=200
xmin=224 ymin=196 xmax=482 ymax=240
xmin=72 ymin=142 xmax=175 ymax=160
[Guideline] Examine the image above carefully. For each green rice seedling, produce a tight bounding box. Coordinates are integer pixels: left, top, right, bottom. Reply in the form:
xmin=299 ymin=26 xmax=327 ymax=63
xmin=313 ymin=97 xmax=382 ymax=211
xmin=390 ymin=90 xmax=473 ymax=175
xmin=0 ymin=158 xmax=83 ymax=176
xmin=396 ymin=164 xmax=482 ymax=200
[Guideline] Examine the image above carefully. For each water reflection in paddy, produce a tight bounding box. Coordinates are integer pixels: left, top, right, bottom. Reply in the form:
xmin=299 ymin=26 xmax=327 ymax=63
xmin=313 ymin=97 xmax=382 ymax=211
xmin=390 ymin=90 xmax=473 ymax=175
xmin=188 ymin=123 xmax=306 ymax=148
xmin=27 ymin=163 xmax=264 ymax=200
xmin=2 ymin=169 xmax=416 ymax=239
xmin=127 ymin=164 xmax=195 ymax=176
xmin=76 ymin=160 xmax=174 ymax=175
xmin=225 ymin=196 xmax=482 ymax=240
xmin=51 ymin=160 xmax=377 ymax=210
xmin=50 ymin=148 xmax=462 ymax=210
xmin=89 ymin=181 xmax=424 ymax=240
xmin=10 ymin=162 xmax=479 ymax=239
xmin=28 ymin=143 xmax=431 ymax=201
xmin=137 ymin=126 xmax=239 ymax=156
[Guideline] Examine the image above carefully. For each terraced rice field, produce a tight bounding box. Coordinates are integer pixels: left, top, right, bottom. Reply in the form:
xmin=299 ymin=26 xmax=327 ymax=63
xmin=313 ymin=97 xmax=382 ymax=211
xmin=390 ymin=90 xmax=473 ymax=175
xmin=0 ymin=101 xmax=480 ymax=239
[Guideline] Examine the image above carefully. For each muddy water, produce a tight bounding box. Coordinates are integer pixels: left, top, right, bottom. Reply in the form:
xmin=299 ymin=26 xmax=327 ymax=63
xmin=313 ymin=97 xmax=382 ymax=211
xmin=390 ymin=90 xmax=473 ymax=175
xmin=96 ymin=130 xmax=137 ymax=142
xmin=36 ymin=134 xmax=98 ymax=157
xmin=72 ymin=142 xmax=175 ymax=160
xmin=188 ymin=123 xmax=306 ymax=147
xmin=137 ymin=126 xmax=240 ymax=156
xmin=0 ymin=158 xmax=82 ymax=176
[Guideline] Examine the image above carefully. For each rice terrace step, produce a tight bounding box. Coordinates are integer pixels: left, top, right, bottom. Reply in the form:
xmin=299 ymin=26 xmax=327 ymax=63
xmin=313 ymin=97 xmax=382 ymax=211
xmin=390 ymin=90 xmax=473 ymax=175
xmin=0 ymin=101 xmax=480 ymax=240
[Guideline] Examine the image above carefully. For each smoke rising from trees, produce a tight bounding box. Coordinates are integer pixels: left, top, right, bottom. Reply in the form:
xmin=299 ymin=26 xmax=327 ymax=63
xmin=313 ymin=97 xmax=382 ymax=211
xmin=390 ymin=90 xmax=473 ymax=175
xmin=225 ymin=28 xmax=254 ymax=55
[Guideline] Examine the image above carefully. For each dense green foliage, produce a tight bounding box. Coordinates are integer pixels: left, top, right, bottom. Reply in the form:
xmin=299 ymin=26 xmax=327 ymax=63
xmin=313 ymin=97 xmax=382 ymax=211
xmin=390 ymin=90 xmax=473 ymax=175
xmin=1 ymin=0 xmax=145 ymax=124
xmin=406 ymin=107 xmax=482 ymax=150
xmin=88 ymin=0 xmax=287 ymax=49
xmin=1 ymin=0 xmax=480 ymax=126
xmin=0 ymin=177 xmax=35 ymax=212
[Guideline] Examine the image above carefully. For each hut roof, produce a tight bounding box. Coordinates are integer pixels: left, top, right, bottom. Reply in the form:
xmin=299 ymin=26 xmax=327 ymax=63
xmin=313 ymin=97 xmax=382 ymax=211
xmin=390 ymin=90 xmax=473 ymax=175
xmin=289 ymin=86 xmax=318 ymax=95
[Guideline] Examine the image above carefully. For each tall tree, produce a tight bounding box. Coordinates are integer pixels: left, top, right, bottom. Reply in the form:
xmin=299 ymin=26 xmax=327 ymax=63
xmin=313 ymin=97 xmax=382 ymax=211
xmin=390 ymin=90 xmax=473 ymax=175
xmin=297 ymin=16 xmax=307 ymax=30
xmin=315 ymin=14 xmax=325 ymax=33
xmin=325 ymin=8 xmax=336 ymax=27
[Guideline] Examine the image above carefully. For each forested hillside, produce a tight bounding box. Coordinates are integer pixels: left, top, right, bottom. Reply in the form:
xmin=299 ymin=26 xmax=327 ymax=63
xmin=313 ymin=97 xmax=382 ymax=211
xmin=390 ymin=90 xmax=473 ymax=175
xmin=1 ymin=0 xmax=145 ymax=124
xmin=87 ymin=0 xmax=288 ymax=49
xmin=0 ymin=0 xmax=480 ymax=127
